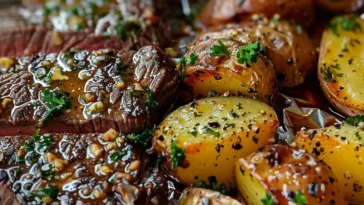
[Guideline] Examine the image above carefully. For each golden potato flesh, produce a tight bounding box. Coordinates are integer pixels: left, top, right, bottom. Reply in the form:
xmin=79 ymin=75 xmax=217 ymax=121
xmin=294 ymin=122 xmax=364 ymax=203
xmin=318 ymin=16 xmax=364 ymax=116
xmin=178 ymin=188 xmax=243 ymax=205
xmin=316 ymin=0 xmax=363 ymax=13
xmin=199 ymin=0 xmax=315 ymax=27
xmin=195 ymin=21 xmax=317 ymax=87
xmin=235 ymin=145 xmax=346 ymax=205
xmin=153 ymin=97 xmax=279 ymax=188
xmin=184 ymin=38 xmax=277 ymax=104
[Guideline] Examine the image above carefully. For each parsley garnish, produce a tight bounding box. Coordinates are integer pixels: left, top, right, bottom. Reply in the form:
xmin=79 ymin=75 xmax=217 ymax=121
xmin=201 ymin=126 xmax=220 ymax=138
xmin=128 ymin=126 xmax=156 ymax=148
xmin=170 ymin=141 xmax=185 ymax=170
xmin=30 ymin=184 xmax=58 ymax=199
xmin=145 ymin=90 xmax=159 ymax=110
xmin=261 ymin=193 xmax=276 ymax=205
xmin=23 ymin=130 xmax=52 ymax=155
xmin=209 ymin=40 xmax=229 ymax=57
xmin=114 ymin=20 xmax=141 ymax=40
xmin=187 ymin=53 xmax=198 ymax=65
xmin=41 ymin=89 xmax=72 ymax=121
xmin=320 ymin=65 xmax=343 ymax=82
xmin=110 ymin=150 xmax=126 ymax=162
xmin=345 ymin=115 xmax=363 ymax=126
xmin=294 ymin=191 xmax=308 ymax=205
xmin=329 ymin=15 xmax=361 ymax=36
xmin=192 ymin=176 xmax=228 ymax=195
xmin=237 ymin=41 xmax=265 ymax=65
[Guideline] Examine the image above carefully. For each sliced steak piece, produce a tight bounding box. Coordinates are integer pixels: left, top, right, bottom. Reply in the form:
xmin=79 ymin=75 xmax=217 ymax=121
xmin=0 ymin=130 xmax=149 ymax=204
xmin=0 ymin=46 xmax=179 ymax=136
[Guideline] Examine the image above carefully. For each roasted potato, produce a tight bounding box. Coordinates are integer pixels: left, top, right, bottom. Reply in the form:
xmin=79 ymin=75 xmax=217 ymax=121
xmin=178 ymin=188 xmax=243 ymax=205
xmin=199 ymin=0 xmax=315 ymax=27
xmin=316 ymin=0 xmax=363 ymax=13
xmin=183 ymin=38 xmax=277 ymax=104
xmin=294 ymin=121 xmax=364 ymax=203
xmin=195 ymin=20 xmax=317 ymax=87
xmin=235 ymin=145 xmax=346 ymax=205
xmin=153 ymin=97 xmax=279 ymax=188
xmin=318 ymin=15 xmax=364 ymax=116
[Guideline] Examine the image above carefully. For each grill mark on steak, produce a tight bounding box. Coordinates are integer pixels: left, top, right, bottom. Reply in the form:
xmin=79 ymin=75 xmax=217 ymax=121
xmin=0 ymin=46 xmax=179 ymax=136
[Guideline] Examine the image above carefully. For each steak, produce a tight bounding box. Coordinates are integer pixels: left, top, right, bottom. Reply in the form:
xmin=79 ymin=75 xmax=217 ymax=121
xmin=0 ymin=0 xmax=174 ymax=58
xmin=0 ymin=46 xmax=179 ymax=136
xmin=0 ymin=131 xmax=182 ymax=204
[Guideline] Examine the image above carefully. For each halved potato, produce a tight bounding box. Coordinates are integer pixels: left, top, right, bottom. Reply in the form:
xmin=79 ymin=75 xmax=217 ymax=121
xmin=183 ymin=38 xmax=277 ymax=104
xmin=199 ymin=0 xmax=315 ymax=27
xmin=316 ymin=0 xmax=363 ymax=13
xmin=195 ymin=20 xmax=317 ymax=87
xmin=294 ymin=122 xmax=364 ymax=203
xmin=236 ymin=145 xmax=346 ymax=205
xmin=153 ymin=97 xmax=279 ymax=188
xmin=178 ymin=188 xmax=243 ymax=205
xmin=318 ymin=15 xmax=364 ymax=116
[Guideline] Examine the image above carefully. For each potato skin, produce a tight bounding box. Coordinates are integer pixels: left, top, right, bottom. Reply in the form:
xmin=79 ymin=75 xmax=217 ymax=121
xmin=318 ymin=16 xmax=364 ymax=116
xmin=178 ymin=188 xmax=243 ymax=205
xmin=235 ymin=145 xmax=346 ymax=205
xmin=294 ymin=123 xmax=364 ymax=203
xmin=195 ymin=21 xmax=317 ymax=87
xmin=184 ymin=38 xmax=277 ymax=104
xmin=199 ymin=0 xmax=315 ymax=27
xmin=316 ymin=0 xmax=363 ymax=13
xmin=153 ymin=97 xmax=279 ymax=188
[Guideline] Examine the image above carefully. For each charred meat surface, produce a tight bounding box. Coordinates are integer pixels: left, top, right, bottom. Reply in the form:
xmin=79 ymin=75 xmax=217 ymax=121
xmin=0 ymin=46 xmax=179 ymax=136
xmin=0 ymin=130 xmax=182 ymax=204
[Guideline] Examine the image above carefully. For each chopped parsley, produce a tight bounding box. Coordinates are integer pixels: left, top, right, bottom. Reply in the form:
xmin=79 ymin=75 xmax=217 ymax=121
xmin=41 ymin=164 xmax=55 ymax=181
xmin=201 ymin=126 xmax=220 ymax=138
xmin=41 ymin=89 xmax=72 ymax=122
xmin=345 ymin=115 xmax=363 ymax=126
xmin=294 ymin=190 xmax=308 ymax=205
xmin=187 ymin=52 xmax=198 ymax=65
xmin=320 ymin=65 xmax=343 ymax=82
xmin=209 ymin=40 xmax=229 ymax=57
xmin=329 ymin=15 xmax=362 ymax=36
xmin=192 ymin=176 xmax=228 ymax=195
xmin=170 ymin=141 xmax=185 ymax=170
xmin=109 ymin=150 xmax=126 ymax=162
xmin=237 ymin=41 xmax=265 ymax=65
xmin=261 ymin=193 xmax=276 ymax=205
xmin=128 ymin=126 xmax=156 ymax=148
xmin=30 ymin=184 xmax=58 ymax=199
xmin=114 ymin=20 xmax=141 ymax=40
xmin=23 ymin=130 xmax=52 ymax=155
xmin=145 ymin=90 xmax=159 ymax=110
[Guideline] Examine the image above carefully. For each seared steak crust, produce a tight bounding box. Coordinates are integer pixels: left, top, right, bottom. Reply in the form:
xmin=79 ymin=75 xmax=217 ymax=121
xmin=0 ymin=46 xmax=179 ymax=136
xmin=0 ymin=132 xmax=180 ymax=204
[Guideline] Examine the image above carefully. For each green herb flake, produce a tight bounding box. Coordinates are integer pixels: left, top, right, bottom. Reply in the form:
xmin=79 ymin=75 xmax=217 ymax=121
xmin=187 ymin=52 xmax=198 ymax=65
xmin=201 ymin=126 xmax=221 ymax=138
xmin=294 ymin=190 xmax=308 ymax=205
xmin=30 ymin=184 xmax=58 ymax=199
xmin=145 ymin=90 xmax=159 ymax=110
xmin=128 ymin=126 xmax=156 ymax=148
xmin=330 ymin=15 xmax=362 ymax=36
xmin=209 ymin=40 xmax=229 ymax=57
xmin=170 ymin=141 xmax=185 ymax=170
xmin=179 ymin=57 xmax=187 ymax=82
xmin=192 ymin=176 xmax=228 ymax=195
xmin=237 ymin=41 xmax=265 ymax=65
xmin=110 ymin=150 xmax=126 ymax=162
xmin=41 ymin=89 xmax=72 ymax=122
xmin=345 ymin=115 xmax=363 ymax=126
xmin=261 ymin=193 xmax=276 ymax=205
